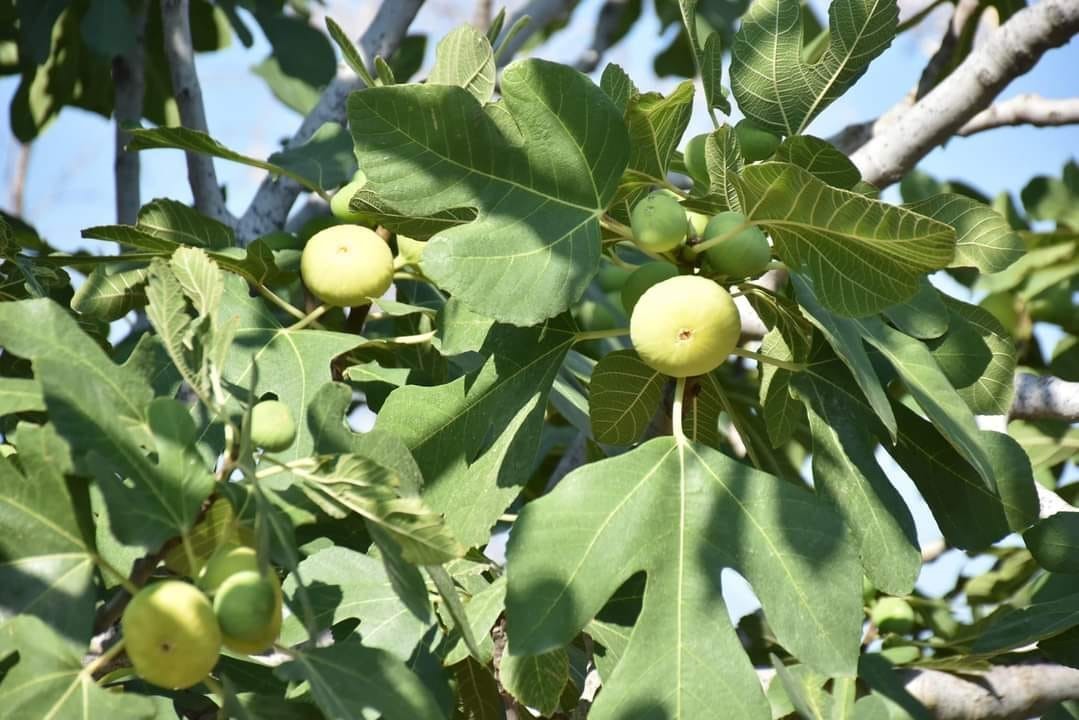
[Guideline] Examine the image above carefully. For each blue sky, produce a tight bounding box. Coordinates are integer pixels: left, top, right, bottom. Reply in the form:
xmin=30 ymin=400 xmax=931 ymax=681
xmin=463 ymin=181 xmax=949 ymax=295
xmin=1 ymin=0 xmax=1074 ymax=615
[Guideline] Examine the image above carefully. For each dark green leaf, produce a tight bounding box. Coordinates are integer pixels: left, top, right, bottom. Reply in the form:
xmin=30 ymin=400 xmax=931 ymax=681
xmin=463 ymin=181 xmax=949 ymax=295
xmin=1025 ymin=515 xmax=1079 ymax=574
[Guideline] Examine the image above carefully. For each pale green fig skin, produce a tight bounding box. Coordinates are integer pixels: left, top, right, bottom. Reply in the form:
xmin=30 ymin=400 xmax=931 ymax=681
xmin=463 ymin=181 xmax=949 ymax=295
xmin=701 ymin=211 xmax=771 ymax=279
xmin=687 ymin=210 xmax=709 ymax=239
xmin=597 ymin=264 xmax=633 ymax=292
xmin=249 ymin=400 xmax=296 ymax=452
xmin=871 ymin=597 xmax=916 ymax=634
xmin=213 ymin=570 xmax=277 ymax=642
xmin=735 ymin=119 xmax=781 ymax=162
xmin=198 ymin=546 xmax=284 ymax=654
xmin=630 ymin=275 xmax=741 ymax=378
xmin=620 ymin=262 xmax=679 ymax=314
xmin=300 ymin=225 xmax=394 ymax=307
xmin=329 ymin=171 xmax=369 ymax=223
xmin=683 ymin=133 xmax=709 ymax=185
xmin=122 ymin=581 xmax=221 ymax=689
xmin=198 ymin=546 xmax=259 ymax=595
xmin=630 ymin=192 xmax=688 ymax=252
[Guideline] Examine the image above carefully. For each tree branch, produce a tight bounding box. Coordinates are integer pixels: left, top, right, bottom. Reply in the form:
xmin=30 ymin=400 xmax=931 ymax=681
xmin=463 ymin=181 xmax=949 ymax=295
xmin=160 ymin=0 xmax=233 ymax=225
xmin=1010 ymin=373 xmax=1079 ymax=422
xmin=113 ymin=1 xmax=149 ymax=225
xmin=574 ymin=0 xmax=631 ymax=74
xmin=494 ymin=0 xmax=577 ymax=69
xmin=850 ymin=0 xmax=1079 ymax=187
xmin=236 ymin=0 xmax=425 ymax=242
xmin=958 ymin=93 xmax=1079 ymax=135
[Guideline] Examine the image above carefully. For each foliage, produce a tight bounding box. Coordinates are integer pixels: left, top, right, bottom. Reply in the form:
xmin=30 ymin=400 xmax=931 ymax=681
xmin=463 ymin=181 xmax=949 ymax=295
xmin=1 ymin=1 xmax=1078 ymax=719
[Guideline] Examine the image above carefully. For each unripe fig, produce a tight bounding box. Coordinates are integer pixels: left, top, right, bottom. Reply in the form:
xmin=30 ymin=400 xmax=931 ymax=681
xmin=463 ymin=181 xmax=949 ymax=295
xmin=396 ymin=234 xmax=425 ymax=267
xmin=329 ymin=170 xmax=369 ymax=223
xmin=701 ymin=211 xmax=771 ymax=279
xmin=598 ymin=264 xmax=633 ymax=293
xmin=121 ymin=581 xmax=221 ymax=689
xmin=630 ymin=275 xmax=741 ymax=377
xmin=198 ymin=546 xmax=283 ymax=654
xmin=213 ymin=569 xmax=283 ymax=653
xmin=734 ymin=119 xmax=781 ymax=162
xmin=630 ymin=191 xmax=688 ymax=252
xmin=249 ymin=399 xmax=296 ymax=452
xmin=683 ymin=133 xmax=709 ymax=185
xmin=687 ymin=211 xmax=709 ymax=239
xmin=300 ymin=225 xmax=394 ymax=307
xmin=620 ymin=262 xmax=679 ymax=314
xmin=871 ymin=597 xmax=915 ymax=634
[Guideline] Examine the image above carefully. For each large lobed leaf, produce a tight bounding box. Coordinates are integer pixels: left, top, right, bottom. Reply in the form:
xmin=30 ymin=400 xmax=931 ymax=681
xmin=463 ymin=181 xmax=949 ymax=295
xmin=741 ymin=162 xmax=956 ymax=317
xmin=347 ymin=59 xmax=630 ymax=325
xmin=505 ymin=437 xmax=862 ymax=720
xmin=730 ymin=0 xmax=897 ymax=135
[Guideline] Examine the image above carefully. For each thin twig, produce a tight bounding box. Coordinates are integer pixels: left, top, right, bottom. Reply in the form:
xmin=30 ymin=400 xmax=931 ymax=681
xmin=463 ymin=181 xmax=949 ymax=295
xmin=113 ymin=0 xmax=149 ymax=225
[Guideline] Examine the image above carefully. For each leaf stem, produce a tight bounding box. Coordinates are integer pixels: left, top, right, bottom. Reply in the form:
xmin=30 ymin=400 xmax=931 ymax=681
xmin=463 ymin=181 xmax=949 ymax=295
xmin=93 ymin=554 xmax=141 ymax=596
xmin=605 ymin=250 xmax=640 ymax=271
xmin=84 ymin=638 xmax=127 ymax=679
xmin=672 ymin=376 xmax=687 ymax=444
xmin=288 ymin=303 xmax=329 ymax=331
xmin=385 ymin=329 xmax=437 ymax=345
xmin=575 ymin=327 xmax=630 ymax=343
xmin=732 ymin=347 xmax=806 ymax=372
xmin=254 ymin=283 xmax=307 ymax=321
xmin=710 ymin=376 xmax=764 ymax=469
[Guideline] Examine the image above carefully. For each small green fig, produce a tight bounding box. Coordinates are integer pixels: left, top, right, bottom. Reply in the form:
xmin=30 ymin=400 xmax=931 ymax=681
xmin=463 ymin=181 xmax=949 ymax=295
xmin=122 ymin=581 xmax=221 ymax=689
xmin=620 ymin=262 xmax=679 ymax=314
xmin=249 ymin=400 xmax=296 ymax=452
xmin=735 ymin=119 xmax=781 ymax=162
xmin=871 ymin=597 xmax=915 ymax=634
xmin=683 ymin=133 xmax=709 ymax=185
xmin=330 ymin=170 xmax=370 ymax=223
xmin=630 ymin=275 xmax=741 ymax=377
xmin=701 ymin=211 xmax=771 ymax=279
xmin=630 ymin=191 xmax=688 ymax=253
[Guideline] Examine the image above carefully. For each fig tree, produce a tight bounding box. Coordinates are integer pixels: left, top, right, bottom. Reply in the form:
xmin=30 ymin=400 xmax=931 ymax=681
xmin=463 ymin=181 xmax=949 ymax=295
xmin=630 ymin=191 xmax=688 ymax=253
xmin=249 ymin=399 xmax=296 ymax=452
xmin=701 ymin=211 xmax=771 ymax=279
xmin=121 ymin=580 xmax=221 ymax=689
xmin=300 ymin=225 xmax=394 ymax=307
xmin=329 ymin=170 xmax=370 ymax=223
xmin=630 ymin=275 xmax=741 ymax=377
xmin=871 ymin=597 xmax=915 ymax=634
xmin=734 ymin=119 xmax=781 ymax=162
xmin=620 ymin=262 xmax=679 ymax=314
xmin=683 ymin=133 xmax=709 ymax=185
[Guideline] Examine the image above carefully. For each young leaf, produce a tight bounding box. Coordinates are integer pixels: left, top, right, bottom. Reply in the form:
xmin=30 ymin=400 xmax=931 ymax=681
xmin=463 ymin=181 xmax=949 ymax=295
xmin=70 ymin=264 xmax=149 ymax=321
xmin=0 ymin=616 xmax=157 ymax=719
xmin=744 ymin=163 xmax=955 ymax=316
xmin=589 ymin=349 xmax=665 ymax=445
xmin=730 ymin=0 xmax=898 ymax=135
xmin=505 ymin=437 xmax=863 ymax=720
xmin=700 ymin=32 xmax=731 ymax=114
xmin=347 ymin=59 xmax=630 ymax=325
xmin=905 ymin=193 xmax=1024 ymax=274
xmin=427 ymin=25 xmax=496 ymax=104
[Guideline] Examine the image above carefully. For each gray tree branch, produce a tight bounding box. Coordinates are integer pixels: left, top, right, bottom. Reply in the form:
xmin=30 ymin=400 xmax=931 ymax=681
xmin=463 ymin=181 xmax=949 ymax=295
xmin=236 ymin=0 xmax=425 ymax=242
xmin=495 ymin=0 xmax=577 ymax=69
xmin=958 ymin=93 xmax=1079 ymax=135
xmin=160 ymin=0 xmax=233 ymax=225
xmin=850 ymin=0 xmax=1079 ymax=187
xmin=113 ymin=1 xmax=149 ymax=225
xmin=1011 ymin=373 xmax=1079 ymax=423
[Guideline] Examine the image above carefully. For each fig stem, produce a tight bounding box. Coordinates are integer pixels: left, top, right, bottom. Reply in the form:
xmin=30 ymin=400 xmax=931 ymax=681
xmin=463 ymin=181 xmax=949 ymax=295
xmin=600 ymin=215 xmax=634 ymax=239
xmin=605 ymin=250 xmax=640 ymax=271
xmin=672 ymin=376 xmax=687 ymax=444
xmin=684 ymin=220 xmax=762 ymax=258
xmin=83 ymin=637 xmax=127 ymax=679
xmin=574 ymin=327 xmax=630 ymax=342
xmin=288 ymin=304 xmax=330 ymax=331
xmin=732 ymin=347 xmax=806 ymax=372
xmin=93 ymin=554 xmax=141 ymax=596
xmin=200 ymin=674 xmax=226 ymax=715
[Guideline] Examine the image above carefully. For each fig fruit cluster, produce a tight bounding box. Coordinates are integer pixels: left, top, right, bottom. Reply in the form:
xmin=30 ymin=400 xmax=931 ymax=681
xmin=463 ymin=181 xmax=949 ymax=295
xmin=120 ymin=545 xmax=283 ymax=689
